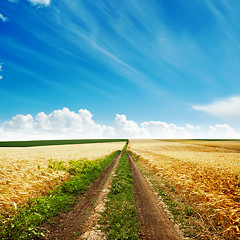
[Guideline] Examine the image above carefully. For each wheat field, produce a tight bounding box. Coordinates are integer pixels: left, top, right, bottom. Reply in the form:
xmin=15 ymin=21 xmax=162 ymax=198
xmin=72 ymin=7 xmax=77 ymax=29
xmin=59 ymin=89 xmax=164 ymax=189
xmin=129 ymin=139 xmax=240 ymax=239
xmin=0 ymin=142 xmax=125 ymax=213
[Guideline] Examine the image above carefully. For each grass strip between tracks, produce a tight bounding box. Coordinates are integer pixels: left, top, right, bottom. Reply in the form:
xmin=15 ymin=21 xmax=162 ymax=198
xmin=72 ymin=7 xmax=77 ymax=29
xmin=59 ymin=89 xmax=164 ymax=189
xmin=100 ymin=146 xmax=139 ymax=239
xmin=0 ymin=151 xmax=120 ymax=240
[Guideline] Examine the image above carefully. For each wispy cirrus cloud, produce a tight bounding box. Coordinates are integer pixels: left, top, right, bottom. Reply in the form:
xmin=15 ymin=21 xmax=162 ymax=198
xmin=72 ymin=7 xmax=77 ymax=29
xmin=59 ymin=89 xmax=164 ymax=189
xmin=27 ymin=0 xmax=50 ymax=6
xmin=8 ymin=0 xmax=50 ymax=6
xmin=4 ymin=0 xmax=235 ymax=102
xmin=55 ymin=13 xmax=164 ymax=95
xmin=0 ymin=13 xmax=9 ymax=22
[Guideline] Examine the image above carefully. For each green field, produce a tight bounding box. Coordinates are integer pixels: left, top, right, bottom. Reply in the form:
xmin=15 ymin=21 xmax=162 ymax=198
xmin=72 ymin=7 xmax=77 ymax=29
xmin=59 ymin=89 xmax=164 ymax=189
xmin=0 ymin=139 xmax=127 ymax=147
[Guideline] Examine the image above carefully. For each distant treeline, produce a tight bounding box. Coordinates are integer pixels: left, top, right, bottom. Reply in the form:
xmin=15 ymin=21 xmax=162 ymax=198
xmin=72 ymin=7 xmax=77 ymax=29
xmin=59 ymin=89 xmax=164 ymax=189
xmin=0 ymin=139 xmax=127 ymax=147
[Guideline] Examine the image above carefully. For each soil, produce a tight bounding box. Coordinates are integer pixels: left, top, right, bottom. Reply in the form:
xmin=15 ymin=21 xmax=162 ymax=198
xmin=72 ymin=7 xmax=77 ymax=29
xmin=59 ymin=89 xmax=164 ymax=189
xmin=41 ymin=152 xmax=121 ymax=240
xmin=127 ymin=153 xmax=182 ymax=240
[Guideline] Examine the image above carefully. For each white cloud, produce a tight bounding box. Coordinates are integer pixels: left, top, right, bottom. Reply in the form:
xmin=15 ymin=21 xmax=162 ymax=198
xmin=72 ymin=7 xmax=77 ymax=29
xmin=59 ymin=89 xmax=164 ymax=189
xmin=27 ymin=0 xmax=50 ymax=6
xmin=8 ymin=0 xmax=49 ymax=6
xmin=2 ymin=108 xmax=115 ymax=140
xmin=0 ymin=13 xmax=8 ymax=23
xmin=186 ymin=124 xmax=201 ymax=130
xmin=1 ymin=108 xmax=239 ymax=140
xmin=113 ymin=114 xmax=150 ymax=138
xmin=193 ymin=96 xmax=240 ymax=122
xmin=4 ymin=114 xmax=34 ymax=131
xmin=208 ymin=124 xmax=240 ymax=138
xmin=141 ymin=121 xmax=192 ymax=139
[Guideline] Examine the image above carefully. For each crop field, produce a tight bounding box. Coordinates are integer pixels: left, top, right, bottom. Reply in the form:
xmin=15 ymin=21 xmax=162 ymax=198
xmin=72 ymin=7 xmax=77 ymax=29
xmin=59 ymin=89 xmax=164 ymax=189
xmin=0 ymin=141 xmax=126 ymax=214
xmin=128 ymin=139 xmax=240 ymax=239
xmin=2 ymin=139 xmax=239 ymax=239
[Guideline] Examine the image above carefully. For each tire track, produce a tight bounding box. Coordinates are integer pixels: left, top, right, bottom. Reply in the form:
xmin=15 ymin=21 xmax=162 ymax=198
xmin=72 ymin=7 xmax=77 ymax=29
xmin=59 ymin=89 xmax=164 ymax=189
xmin=127 ymin=152 xmax=182 ymax=240
xmin=78 ymin=152 xmax=121 ymax=239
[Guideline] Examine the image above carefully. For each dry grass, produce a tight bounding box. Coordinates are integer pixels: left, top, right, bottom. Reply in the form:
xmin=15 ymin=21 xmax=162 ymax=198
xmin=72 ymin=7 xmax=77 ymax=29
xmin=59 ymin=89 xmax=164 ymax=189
xmin=0 ymin=142 xmax=125 ymax=214
xmin=129 ymin=140 xmax=240 ymax=239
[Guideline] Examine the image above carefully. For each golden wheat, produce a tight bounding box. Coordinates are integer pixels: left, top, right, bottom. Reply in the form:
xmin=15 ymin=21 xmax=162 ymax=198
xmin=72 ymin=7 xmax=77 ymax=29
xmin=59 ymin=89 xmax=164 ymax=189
xmin=183 ymin=140 xmax=240 ymax=152
xmin=0 ymin=142 xmax=125 ymax=213
xmin=129 ymin=139 xmax=240 ymax=239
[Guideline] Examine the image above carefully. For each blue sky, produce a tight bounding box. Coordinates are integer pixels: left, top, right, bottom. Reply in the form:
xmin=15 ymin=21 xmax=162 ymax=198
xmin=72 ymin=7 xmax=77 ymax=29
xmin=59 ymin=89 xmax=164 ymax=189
xmin=1 ymin=0 xmax=240 ymax=139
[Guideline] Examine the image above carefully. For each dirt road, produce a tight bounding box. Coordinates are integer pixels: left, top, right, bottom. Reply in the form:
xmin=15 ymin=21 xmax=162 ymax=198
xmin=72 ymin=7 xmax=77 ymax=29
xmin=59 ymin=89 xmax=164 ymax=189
xmin=127 ymin=152 xmax=182 ymax=240
xmin=42 ymin=151 xmax=182 ymax=240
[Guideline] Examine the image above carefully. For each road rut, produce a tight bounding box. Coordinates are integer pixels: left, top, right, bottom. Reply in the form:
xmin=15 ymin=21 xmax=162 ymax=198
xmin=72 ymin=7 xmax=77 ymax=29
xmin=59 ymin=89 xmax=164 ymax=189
xmin=78 ymin=152 xmax=121 ymax=239
xmin=128 ymin=152 xmax=182 ymax=240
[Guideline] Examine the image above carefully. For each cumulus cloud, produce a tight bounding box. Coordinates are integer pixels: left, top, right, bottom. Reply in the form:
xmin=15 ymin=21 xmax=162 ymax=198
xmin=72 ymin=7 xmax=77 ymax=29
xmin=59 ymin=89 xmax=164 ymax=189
xmin=113 ymin=114 xmax=150 ymax=138
xmin=185 ymin=124 xmax=201 ymax=130
xmin=2 ymin=108 xmax=115 ymax=140
xmin=4 ymin=114 xmax=34 ymax=131
xmin=1 ymin=107 xmax=239 ymax=140
xmin=193 ymin=96 xmax=240 ymax=122
xmin=0 ymin=13 xmax=8 ymax=23
xmin=141 ymin=121 xmax=192 ymax=138
xmin=208 ymin=124 xmax=240 ymax=139
xmin=27 ymin=0 xmax=50 ymax=6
